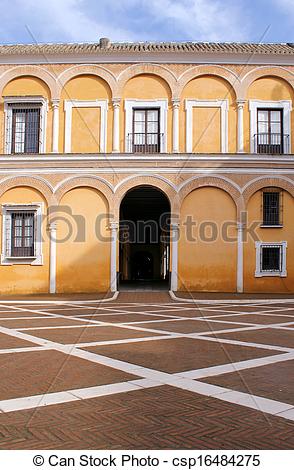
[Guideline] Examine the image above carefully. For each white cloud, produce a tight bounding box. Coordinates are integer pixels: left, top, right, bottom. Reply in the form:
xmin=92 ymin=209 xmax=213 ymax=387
xmin=136 ymin=0 xmax=250 ymax=41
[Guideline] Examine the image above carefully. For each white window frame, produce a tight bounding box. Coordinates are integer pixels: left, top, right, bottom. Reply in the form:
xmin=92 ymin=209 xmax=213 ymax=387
xmin=249 ymin=100 xmax=292 ymax=154
xmin=255 ymin=241 xmax=287 ymax=277
xmin=185 ymin=99 xmax=229 ymax=153
xmin=64 ymin=99 xmax=108 ymax=153
xmin=4 ymin=96 xmax=48 ymax=154
xmin=124 ymin=99 xmax=168 ymax=153
xmin=1 ymin=203 xmax=43 ymax=265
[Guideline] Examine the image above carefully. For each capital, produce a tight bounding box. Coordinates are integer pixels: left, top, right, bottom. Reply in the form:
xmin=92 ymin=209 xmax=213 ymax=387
xmin=48 ymin=222 xmax=57 ymax=232
xmin=172 ymin=99 xmax=181 ymax=109
xmin=236 ymin=99 xmax=246 ymax=109
xmin=112 ymin=98 xmax=121 ymax=108
xmin=51 ymin=99 xmax=60 ymax=109
xmin=109 ymin=221 xmax=119 ymax=231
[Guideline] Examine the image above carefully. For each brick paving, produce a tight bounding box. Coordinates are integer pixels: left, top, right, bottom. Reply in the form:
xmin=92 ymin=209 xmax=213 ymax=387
xmin=0 ymin=293 xmax=293 ymax=449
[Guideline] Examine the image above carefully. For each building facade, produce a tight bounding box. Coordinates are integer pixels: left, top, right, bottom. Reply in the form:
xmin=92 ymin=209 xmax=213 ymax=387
xmin=0 ymin=39 xmax=294 ymax=294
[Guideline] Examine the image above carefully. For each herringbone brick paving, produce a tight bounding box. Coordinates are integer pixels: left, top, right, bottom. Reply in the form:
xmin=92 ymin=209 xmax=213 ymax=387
xmin=0 ymin=293 xmax=293 ymax=449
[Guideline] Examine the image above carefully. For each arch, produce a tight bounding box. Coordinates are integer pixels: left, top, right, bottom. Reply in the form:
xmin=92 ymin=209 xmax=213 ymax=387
xmin=242 ymin=176 xmax=294 ymax=204
xmin=177 ymin=65 xmax=240 ymax=99
xmin=114 ymin=174 xmax=177 ymax=219
xmin=57 ymin=65 xmax=118 ymax=98
xmin=0 ymin=175 xmax=53 ymax=205
xmin=0 ymin=65 xmax=58 ymax=99
xmin=240 ymin=66 xmax=294 ymax=100
xmin=117 ymin=63 xmax=177 ymax=98
xmin=179 ymin=176 xmax=243 ymax=214
xmin=54 ymin=175 xmax=114 ymax=207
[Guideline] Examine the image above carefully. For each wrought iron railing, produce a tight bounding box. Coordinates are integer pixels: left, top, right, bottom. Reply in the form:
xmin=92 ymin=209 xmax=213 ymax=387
xmin=127 ymin=133 xmax=164 ymax=153
xmin=253 ymin=133 xmax=289 ymax=154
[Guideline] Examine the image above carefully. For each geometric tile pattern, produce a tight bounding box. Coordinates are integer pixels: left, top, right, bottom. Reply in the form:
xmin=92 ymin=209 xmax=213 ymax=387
xmin=0 ymin=293 xmax=293 ymax=449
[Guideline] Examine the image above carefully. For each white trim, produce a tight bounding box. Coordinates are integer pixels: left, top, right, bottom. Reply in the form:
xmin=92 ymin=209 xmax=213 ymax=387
xmin=64 ymin=99 xmax=108 ymax=153
xmin=170 ymin=222 xmax=179 ymax=291
xmin=110 ymin=222 xmax=118 ymax=292
xmin=48 ymin=223 xmax=57 ymax=293
xmin=255 ymin=241 xmax=287 ymax=277
xmin=249 ymin=100 xmax=292 ymax=153
xmin=124 ymin=99 xmax=168 ymax=153
xmin=1 ymin=203 xmax=43 ymax=265
xmin=237 ymin=222 xmax=244 ymax=292
xmin=3 ymin=96 xmax=48 ymax=154
xmin=185 ymin=99 xmax=229 ymax=153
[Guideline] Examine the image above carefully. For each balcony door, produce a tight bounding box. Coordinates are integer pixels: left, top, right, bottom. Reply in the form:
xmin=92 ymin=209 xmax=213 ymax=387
xmin=257 ymin=109 xmax=283 ymax=154
xmin=132 ymin=108 xmax=160 ymax=153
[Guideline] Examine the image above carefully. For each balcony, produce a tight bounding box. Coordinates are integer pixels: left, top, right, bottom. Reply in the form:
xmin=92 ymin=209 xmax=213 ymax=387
xmin=127 ymin=133 xmax=164 ymax=153
xmin=253 ymin=133 xmax=290 ymax=155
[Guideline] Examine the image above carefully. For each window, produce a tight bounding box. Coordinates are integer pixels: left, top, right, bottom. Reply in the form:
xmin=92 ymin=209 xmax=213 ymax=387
xmin=255 ymin=241 xmax=287 ymax=277
xmin=1 ymin=204 xmax=43 ymax=265
xmin=132 ymin=108 xmax=161 ymax=153
xmin=256 ymin=108 xmax=287 ymax=154
xmin=262 ymin=189 xmax=282 ymax=226
xmin=11 ymin=107 xmax=40 ymax=153
xmin=4 ymin=97 xmax=48 ymax=154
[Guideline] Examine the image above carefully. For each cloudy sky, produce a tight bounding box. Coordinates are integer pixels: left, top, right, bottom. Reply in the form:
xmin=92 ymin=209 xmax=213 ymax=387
xmin=0 ymin=0 xmax=293 ymax=44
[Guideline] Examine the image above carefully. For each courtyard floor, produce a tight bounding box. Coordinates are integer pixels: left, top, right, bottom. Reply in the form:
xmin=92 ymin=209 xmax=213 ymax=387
xmin=0 ymin=292 xmax=293 ymax=449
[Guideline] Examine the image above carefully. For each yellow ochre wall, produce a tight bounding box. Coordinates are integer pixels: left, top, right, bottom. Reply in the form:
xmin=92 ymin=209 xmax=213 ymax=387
xmin=60 ymin=75 xmax=112 ymax=153
xmin=1 ymin=76 xmax=53 ymax=153
xmin=56 ymin=187 xmax=110 ymax=293
xmin=244 ymin=189 xmax=294 ymax=293
xmin=244 ymin=76 xmax=294 ymax=153
xmin=0 ymin=187 xmax=49 ymax=295
xmin=1 ymin=72 xmax=294 ymax=154
xmin=121 ymin=74 xmax=172 ymax=152
xmin=178 ymin=187 xmax=237 ymax=292
xmin=180 ymin=75 xmax=237 ymax=153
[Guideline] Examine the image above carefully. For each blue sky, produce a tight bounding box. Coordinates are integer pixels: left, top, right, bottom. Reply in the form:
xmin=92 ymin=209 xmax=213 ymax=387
xmin=0 ymin=0 xmax=293 ymax=44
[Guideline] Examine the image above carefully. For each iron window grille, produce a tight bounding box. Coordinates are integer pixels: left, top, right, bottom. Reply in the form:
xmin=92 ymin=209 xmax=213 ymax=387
xmin=262 ymin=189 xmax=283 ymax=226
xmin=260 ymin=245 xmax=282 ymax=272
xmin=10 ymin=211 xmax=36 ymax=257
xmin=6 ymin=103 xmax=43 ymax=154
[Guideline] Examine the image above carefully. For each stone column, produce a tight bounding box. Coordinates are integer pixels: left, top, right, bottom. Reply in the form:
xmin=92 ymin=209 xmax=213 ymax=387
xmin=170 ymin=222 xmax=180 ymax=291
xmin=112 ymin=98 xmax=121 ymax=153
xmin=110 ymin=221 xmax=119 ymax=291
xmin=172 ymin=99 xmax=180 ymax=153
xmin=51 ymin=99 xmax=60 ymax=153
xmin=237 ymin=221 xmax=244 ymax=293
xmin=237 ymin=100 xmax=246 ymax=153
xmin=49 ymin=222 xmax=57 ymax=294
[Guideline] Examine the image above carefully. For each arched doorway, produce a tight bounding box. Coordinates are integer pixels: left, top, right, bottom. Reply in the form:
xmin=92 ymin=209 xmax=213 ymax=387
xmin=119 ymin=185 xmax=170 ymax=290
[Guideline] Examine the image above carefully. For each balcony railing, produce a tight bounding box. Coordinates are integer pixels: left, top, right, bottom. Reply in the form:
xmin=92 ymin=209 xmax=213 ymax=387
xmin=254 ymin=133 xmax=289 ymax=155
xmin=127 ymin=133 xmax=164 ymax=153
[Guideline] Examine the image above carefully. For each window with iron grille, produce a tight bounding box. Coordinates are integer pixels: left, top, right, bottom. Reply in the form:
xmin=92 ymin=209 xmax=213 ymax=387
xmin=11 ymin=107 xmax=41 ymax=153
xmin=255 ymin=241 xmax=287 ymax=277
xmin=262 ymin=189 xmax=282 ymax=226
xmin=256 ymin=108 xmax=284 ymax=154
xmin=1 ymin=204 xmax=43 ymax=265
xmin=4 ymin=97 xmax=47 ymax=154
xmin=11 ymin=211 xmax=35 ymax=257
xmin=261 ymin=246 xmax=281 ymax=272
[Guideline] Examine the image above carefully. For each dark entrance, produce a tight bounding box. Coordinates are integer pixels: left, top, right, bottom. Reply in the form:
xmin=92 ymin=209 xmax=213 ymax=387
xmin=119 ymin=186 xmax=170 ymax=290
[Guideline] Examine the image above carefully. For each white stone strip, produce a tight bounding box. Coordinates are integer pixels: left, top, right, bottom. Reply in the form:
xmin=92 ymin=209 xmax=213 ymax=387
xmin=66 ymin=334 xmax=177 ymax=348
xmin=0 ymin=346 xmax=50 ymax=355
xmin=186 ymin=333 xmax=293 ymax=353
xmin=18 ymin=324 xmax=105 ymax=331
xmin=169 ymin=291 xmax=294 ymax=305
xmin=0 ymin=292 xmax=119 ymax=305
xmin=177 ymin=352 xmax=294 ymax=379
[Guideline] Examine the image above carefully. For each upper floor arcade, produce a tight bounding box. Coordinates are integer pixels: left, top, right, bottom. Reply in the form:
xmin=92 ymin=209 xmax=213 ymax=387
xmin=1 ymin=40 xmax=294 ymax=158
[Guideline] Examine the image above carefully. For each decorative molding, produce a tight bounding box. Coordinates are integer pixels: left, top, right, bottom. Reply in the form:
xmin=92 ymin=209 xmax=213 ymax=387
xmin=255 ymin=241 xmax=287 ymax=277
xmin=1 ymin=203 xmax=43 ymax=265
xmin=185 ymin=99 xmax=229 ymax=153
xmin=124 ymin=99 xmax=168 ymax=153
xmin=248 ymin=99 xmax=292 ymax=153
xmin=64 ymin=99 xmax=108 ymax=153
